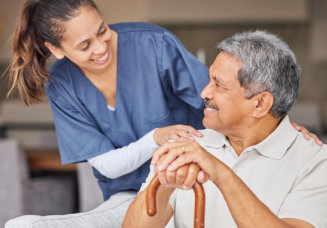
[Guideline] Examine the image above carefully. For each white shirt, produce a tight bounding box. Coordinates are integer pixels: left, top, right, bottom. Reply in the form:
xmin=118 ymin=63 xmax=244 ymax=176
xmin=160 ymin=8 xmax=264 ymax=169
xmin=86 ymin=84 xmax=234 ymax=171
xmin=143 ymin=116 xmax=327 ymax=228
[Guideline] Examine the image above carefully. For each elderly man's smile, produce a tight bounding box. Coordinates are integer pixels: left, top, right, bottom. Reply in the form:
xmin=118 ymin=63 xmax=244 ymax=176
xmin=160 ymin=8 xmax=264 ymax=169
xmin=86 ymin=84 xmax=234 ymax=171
xmin=204 ymin=99 xmax=219 ymax=115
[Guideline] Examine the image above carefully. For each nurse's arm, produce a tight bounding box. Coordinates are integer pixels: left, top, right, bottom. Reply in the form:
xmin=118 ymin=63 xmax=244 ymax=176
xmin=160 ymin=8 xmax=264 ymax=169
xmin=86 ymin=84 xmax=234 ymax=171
xmin=122 ymin=187 xmax=174 ymax=228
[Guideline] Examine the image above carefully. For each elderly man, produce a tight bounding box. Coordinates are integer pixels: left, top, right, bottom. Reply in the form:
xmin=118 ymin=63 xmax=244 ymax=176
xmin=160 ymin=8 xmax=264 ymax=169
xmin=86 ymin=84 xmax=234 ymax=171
xmin=122 ymin=30 xmax=327 ymax=228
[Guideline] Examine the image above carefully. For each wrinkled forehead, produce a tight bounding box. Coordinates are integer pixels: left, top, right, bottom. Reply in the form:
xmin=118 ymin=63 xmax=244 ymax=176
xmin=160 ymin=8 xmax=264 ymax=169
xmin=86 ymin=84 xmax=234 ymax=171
xmin=209 ymin=51 xmax=243 ymax=77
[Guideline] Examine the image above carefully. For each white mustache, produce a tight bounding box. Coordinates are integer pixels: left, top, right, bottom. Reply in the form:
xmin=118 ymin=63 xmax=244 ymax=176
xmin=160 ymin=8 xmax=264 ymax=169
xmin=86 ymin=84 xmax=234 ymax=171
xmin=204 ymin=98 xmax=219 ymax=110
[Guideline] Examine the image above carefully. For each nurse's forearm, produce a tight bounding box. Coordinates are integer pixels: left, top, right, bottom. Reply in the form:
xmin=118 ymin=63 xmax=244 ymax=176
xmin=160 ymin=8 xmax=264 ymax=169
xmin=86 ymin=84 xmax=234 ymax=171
xmin=88 ymin=129 xmax=159 ymax=179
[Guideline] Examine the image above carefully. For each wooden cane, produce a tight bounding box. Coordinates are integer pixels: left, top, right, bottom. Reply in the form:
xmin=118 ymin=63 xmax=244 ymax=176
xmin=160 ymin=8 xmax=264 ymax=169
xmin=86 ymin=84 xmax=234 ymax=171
xmin=146 ymin=174 xmax=205 ymax=228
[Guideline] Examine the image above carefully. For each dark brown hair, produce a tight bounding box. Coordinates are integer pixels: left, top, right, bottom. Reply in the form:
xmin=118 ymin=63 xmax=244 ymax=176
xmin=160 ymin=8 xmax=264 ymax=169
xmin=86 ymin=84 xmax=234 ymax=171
xmin=7 ymin=0 xmax=98 ymax=105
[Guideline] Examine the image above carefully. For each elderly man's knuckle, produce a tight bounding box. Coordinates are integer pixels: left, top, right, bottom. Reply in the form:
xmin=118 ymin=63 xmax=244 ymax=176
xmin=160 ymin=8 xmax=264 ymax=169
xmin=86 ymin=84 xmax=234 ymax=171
xmin=188 ymin=169 xmax=197 ymax=176
xmin=177 ymin=169 xmax=187 ymax=176
xmin=177 ymin=169 xmax=187 ymax=177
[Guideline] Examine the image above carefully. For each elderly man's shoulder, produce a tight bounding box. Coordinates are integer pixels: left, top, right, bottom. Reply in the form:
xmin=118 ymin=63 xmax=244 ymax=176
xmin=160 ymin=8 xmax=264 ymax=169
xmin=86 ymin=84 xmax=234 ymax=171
xmin=294 ymin=131 xmax=327 ymax=151
xmin=290 ymin=133 xmax=327 ymax=166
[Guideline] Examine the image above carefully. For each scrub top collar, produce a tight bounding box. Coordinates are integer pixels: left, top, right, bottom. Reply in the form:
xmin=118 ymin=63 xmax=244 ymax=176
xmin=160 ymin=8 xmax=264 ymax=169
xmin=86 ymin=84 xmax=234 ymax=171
xmin=69 ymin=25 xmax=127 ymax=125
xmin=72 ymin=62 xmax=110 ymax=111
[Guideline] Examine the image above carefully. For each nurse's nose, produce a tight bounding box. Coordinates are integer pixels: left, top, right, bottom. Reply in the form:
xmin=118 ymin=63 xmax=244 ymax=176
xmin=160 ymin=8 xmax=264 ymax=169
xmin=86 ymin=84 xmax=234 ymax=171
xmin=93 ymin=38 xmax=107 ymax=54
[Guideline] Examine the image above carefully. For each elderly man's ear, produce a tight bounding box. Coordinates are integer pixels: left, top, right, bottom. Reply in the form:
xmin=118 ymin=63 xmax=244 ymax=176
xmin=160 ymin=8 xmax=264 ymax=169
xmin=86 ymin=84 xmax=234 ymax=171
xmin=252 ymin=92 xmax=274 ymax=118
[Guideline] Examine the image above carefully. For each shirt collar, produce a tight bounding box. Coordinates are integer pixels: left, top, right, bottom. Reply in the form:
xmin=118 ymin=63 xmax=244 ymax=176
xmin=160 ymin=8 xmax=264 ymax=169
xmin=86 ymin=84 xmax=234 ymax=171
xmin=199 ymin=115 xmax=298 ymax=160
xmin=199 ymin=129 xmax=228 ymax=149
xmin=246 ymin=115 xmax=298 ymax=159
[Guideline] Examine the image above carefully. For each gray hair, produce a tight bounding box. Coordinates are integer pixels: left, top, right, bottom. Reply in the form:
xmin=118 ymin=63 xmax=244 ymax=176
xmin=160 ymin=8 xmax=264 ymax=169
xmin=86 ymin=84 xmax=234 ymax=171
xmin=217 ymin=30 xmax=301 ymax=118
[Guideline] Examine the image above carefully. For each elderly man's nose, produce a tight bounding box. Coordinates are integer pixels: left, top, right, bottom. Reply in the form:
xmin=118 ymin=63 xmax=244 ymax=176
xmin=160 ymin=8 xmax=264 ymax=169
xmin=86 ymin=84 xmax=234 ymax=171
xmin=201 ymin=83 xmax=213 ymax=99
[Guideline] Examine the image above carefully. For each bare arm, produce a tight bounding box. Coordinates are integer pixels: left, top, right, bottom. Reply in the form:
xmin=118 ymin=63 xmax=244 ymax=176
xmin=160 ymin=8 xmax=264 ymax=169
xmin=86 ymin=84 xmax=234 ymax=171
xmin=122 ymin=181 xmax=174 ymax=228
xmin=211 ymin=160 xmax=313 ymax=228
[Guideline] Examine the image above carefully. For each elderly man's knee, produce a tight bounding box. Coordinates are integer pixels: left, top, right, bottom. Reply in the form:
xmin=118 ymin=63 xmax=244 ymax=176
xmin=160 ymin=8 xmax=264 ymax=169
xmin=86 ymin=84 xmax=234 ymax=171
xmin=5 ymin=215 xmax=42 ymax=228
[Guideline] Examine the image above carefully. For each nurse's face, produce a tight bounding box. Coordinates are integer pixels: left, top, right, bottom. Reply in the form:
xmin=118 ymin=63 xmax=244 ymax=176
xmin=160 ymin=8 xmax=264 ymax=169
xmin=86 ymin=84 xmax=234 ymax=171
xmin=57 ymin=6 xmax=115 ymax=75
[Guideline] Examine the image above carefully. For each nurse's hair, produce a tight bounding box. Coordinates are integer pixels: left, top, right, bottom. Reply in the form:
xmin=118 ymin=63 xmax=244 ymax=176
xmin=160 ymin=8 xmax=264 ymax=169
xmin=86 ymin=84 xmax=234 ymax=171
xmin=7 ymin=0 xmax=98 ymax=105
xmin=217 ymin=30 xmax=300 ymax=118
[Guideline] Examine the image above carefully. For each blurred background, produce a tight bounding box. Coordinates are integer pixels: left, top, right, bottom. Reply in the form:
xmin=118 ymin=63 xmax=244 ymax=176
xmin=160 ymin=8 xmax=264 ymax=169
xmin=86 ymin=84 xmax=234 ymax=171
xmin=0 ymin=0 xmax=326 ymax=226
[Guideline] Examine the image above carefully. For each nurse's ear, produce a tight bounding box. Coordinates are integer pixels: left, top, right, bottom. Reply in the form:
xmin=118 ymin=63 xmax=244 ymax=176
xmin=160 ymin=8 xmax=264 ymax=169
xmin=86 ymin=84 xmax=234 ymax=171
xmin=44 ymin=41 xmax=64 ymax=59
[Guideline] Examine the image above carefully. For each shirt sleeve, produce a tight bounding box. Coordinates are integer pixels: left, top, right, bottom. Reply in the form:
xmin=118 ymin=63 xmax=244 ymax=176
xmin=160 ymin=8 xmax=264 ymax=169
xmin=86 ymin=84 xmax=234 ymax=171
xmin=278 ymin=152 xmax=327 ymax=228
xmin=88 ymin=129 xmax=159 ymax=179
xmin=47 ymin=90 xmax=114 ymax=164
xmin=160 ymin=31 xmax=209 ymax=110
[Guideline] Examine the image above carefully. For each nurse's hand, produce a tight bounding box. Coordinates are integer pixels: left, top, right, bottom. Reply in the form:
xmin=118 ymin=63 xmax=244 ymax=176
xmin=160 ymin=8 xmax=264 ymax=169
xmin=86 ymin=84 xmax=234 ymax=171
xmin=291 ymin=121 xmax=323 ymax=146
xmin=153 ymin=125 xmax=202 ymax=146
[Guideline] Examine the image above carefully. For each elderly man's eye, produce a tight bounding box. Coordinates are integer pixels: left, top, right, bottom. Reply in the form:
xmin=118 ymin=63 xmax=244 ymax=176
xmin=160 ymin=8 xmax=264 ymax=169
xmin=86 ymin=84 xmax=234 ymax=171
xmin=99 ymin=28 xmax=107 ymax=35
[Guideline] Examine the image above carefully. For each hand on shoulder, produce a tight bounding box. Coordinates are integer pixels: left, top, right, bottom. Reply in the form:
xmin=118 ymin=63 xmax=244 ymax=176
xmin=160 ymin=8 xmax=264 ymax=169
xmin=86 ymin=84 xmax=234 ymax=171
xmin=153 ymin=125 xmax=202 ymax=146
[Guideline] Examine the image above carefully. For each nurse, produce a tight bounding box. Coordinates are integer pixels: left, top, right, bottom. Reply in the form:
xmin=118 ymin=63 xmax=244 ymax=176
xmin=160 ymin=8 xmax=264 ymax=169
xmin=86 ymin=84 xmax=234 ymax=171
xmin=9 ymin=0 xmax=209 ymax=198
xmin=6 ymin=0 xmax=208 ymax=226
xmin=6 ymin=0 xmax=322 ymax=227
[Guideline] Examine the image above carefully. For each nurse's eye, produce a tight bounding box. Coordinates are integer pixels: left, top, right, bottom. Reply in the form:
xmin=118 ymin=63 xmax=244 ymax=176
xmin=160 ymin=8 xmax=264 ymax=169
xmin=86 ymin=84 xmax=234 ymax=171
xmin=81 ymin=42 xmax=90 ymax=51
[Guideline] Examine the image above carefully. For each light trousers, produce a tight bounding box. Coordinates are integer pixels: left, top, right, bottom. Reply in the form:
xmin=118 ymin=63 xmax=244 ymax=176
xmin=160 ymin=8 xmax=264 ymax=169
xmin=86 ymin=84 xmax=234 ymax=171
xmin=5 ymin=191 xmax=137 ymax=228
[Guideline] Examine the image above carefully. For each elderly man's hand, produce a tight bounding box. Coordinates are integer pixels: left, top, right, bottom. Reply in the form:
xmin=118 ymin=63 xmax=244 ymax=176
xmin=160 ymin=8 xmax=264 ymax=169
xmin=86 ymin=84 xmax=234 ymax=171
xmin=152 ymin=141 xmax=214 ymax=185
xmin=155 ymin=160 xmax=202 ymax=189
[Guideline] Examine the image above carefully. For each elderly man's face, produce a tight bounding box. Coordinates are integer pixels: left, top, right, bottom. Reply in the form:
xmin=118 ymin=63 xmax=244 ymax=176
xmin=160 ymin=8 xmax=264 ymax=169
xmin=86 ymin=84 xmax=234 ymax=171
xmin=200 ymin=51 xmax=253 ymax=134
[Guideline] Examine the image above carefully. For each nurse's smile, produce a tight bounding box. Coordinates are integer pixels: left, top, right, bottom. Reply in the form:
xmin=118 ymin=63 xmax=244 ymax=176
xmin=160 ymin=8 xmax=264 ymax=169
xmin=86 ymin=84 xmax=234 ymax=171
xmin=91 ymin=48 xmax=111 ymax=65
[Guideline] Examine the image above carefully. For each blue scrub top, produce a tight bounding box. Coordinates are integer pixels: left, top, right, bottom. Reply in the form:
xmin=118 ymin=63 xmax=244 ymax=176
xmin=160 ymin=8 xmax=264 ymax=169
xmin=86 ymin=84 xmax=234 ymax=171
xmin=46 ymin=22 xmax=209 ymax=200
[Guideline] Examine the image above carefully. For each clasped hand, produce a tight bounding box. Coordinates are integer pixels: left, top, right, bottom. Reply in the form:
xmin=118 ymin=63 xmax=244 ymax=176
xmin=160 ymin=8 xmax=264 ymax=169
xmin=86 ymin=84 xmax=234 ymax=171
xmin=151 ymin=140 xmax=217 ymax=189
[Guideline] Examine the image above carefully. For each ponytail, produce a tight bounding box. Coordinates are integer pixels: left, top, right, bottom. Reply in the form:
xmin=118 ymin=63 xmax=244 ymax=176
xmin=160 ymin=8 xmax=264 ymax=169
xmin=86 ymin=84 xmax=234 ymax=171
xmin=8 ymin=0 xmax=50 ymax=105
xmin=7 ymin=0 xmax=98 ymax=105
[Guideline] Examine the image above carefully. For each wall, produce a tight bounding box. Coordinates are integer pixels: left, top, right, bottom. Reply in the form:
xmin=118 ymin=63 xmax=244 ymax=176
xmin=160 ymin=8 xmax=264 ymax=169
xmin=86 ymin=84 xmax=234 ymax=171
xmin=0 ymin=0 xmax=310 ymax=61
xmin=0 ymin=0 xmax=326 ymax=130
xmin=310 ymin=0 xmax=327 ymax=128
